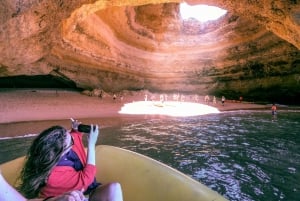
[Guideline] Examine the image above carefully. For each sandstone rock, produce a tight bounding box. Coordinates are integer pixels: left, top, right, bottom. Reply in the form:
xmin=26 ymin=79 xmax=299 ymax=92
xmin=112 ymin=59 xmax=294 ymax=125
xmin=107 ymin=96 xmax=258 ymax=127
xmin=0 ymin=0 xmax=300 ymax=104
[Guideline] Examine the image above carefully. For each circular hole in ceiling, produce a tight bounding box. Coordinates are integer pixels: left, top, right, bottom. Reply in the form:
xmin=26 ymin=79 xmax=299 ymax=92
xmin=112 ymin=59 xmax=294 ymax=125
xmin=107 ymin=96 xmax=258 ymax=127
xmin=180 ymin=3 xmax=227 ymax=22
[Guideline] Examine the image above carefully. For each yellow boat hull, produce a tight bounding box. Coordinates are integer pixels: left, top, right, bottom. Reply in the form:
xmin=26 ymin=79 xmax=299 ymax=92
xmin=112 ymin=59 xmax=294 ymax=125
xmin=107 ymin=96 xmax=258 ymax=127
xmin=0 ymin=145 xmax=228 ymax=201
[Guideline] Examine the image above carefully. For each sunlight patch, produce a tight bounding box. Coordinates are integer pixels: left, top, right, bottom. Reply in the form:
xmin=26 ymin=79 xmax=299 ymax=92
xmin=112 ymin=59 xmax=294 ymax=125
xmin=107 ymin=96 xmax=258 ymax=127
xmin=180 ymin=3 xmax=227 ymax=22
xmin=119 ymin=101 xmax=220 ymax=117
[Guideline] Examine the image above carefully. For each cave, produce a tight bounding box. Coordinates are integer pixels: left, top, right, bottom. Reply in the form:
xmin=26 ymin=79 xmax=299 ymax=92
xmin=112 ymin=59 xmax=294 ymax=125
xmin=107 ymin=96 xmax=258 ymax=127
xmin=0 ymin=0 xmax=300 ymax=104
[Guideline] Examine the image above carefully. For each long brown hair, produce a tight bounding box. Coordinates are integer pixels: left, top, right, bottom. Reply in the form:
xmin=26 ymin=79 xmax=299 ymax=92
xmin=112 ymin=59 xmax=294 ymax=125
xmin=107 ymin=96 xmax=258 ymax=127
xmin=18 ymin=126 xmax=68 ymax=198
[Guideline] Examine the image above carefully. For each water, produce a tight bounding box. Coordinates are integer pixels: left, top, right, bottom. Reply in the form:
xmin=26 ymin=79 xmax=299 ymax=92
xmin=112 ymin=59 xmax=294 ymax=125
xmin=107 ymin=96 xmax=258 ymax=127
xmin=1 ymin=110 xmax=300 ymax=201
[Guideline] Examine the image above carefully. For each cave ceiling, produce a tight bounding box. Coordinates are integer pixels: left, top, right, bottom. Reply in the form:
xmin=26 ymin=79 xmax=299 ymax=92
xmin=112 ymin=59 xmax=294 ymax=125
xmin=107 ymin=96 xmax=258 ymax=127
xmin=0 ymin=0 xmax=300 ymax=103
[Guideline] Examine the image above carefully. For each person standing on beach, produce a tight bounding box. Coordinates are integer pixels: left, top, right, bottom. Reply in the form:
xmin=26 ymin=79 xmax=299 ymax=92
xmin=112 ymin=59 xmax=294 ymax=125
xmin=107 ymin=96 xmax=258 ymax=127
xmin=221 ymin=96 xmax=225 ymax=106
xmin=271 ymin=103 xmax=277 ymax=115
xmin=18 ymin=120 xmax=123 ymax=201
xmin=204 ymin=95 xmax=210 ymax=104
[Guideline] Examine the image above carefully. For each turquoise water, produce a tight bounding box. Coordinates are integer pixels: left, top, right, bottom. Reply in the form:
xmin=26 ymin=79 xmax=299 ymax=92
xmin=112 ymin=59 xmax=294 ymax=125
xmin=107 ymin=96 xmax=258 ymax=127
xmin=1 ymin=110 xmax=300 ymax=201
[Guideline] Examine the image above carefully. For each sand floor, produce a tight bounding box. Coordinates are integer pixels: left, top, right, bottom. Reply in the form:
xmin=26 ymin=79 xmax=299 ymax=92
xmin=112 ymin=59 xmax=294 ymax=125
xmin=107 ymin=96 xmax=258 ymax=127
xmin=0 ymin=88 xmax=271 ymax=138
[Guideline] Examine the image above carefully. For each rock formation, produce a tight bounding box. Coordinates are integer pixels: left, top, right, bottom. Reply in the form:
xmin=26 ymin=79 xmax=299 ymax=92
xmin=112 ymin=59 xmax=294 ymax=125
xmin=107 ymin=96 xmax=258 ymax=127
xmin=0 ymin=0 xmax=300 ymax=104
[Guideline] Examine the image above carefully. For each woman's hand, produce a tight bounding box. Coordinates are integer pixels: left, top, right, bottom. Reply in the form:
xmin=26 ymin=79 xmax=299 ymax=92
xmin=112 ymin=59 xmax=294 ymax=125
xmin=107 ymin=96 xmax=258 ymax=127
xmin=87 ymin=124 xmax=99 ymax=147
xmin=86 ymin=124 xmax=99 ymax=166
xmin=70 ymin=118 xmax=81 ymax=131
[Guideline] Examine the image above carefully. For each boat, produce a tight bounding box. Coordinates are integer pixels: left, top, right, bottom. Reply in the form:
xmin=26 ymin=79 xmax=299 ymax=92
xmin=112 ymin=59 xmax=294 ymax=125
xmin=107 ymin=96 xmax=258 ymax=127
xmin=0 ymin=145 xmax=228 ymax=201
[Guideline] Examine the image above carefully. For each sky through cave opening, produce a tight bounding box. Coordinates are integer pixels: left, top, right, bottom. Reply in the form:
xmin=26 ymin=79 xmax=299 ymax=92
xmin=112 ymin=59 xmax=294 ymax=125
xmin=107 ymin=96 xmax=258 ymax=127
xmin=180 ymin=3 xmax=227 ymax=22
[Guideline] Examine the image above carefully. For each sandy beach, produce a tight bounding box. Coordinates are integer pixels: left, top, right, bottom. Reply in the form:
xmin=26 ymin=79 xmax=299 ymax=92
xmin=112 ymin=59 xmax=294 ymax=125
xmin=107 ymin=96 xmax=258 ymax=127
xmin=0 ymin=88 xmax=271 ymax=137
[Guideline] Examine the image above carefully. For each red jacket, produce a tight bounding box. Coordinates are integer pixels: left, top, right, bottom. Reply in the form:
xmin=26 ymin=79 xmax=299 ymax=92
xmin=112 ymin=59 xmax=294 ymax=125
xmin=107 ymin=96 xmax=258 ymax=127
xmin=40 ymin=130 xmax=96 ymax=198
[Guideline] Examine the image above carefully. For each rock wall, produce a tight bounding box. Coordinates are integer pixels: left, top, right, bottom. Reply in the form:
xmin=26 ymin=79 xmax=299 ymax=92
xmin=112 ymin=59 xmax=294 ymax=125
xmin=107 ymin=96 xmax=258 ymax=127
xmin=0 ymin=0 xmax=300 ymax=103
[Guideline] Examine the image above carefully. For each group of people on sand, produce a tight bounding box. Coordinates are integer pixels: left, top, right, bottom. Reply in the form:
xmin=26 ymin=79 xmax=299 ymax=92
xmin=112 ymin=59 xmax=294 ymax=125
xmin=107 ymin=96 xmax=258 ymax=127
xmin=204 ymin=95 xmax=218 ymax=105
xmin=144 ymin=93 xmax=227 ymax=105
xmin=0 ymin=119 xmax=123 ymax=201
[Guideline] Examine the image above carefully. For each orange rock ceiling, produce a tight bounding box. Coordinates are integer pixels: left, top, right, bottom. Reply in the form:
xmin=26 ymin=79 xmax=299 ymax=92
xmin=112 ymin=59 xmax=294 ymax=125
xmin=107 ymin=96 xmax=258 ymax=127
xmin=0 ymin=0 xmax=300 ymax=103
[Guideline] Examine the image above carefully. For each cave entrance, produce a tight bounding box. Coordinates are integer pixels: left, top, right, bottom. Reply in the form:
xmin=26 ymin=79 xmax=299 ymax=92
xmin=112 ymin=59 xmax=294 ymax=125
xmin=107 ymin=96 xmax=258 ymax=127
xmin=0 ymin=75 xmax=79 ymax=89
xmin=180 ymin=3 xmax=227 ymax=22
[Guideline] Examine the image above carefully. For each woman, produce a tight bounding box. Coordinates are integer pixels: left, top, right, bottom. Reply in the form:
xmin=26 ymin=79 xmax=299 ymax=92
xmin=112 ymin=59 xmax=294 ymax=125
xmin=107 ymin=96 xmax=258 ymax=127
xmin=0 ymin=170 xmax=86 ymax=201
xmin=18 ymin=120 xmax=123 ymax=201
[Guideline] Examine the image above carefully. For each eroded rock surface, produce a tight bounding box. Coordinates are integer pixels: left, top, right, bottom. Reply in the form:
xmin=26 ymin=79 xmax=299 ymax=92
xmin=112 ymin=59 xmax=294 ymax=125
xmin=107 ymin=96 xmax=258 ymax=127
xmin=0 ymin=0 xmax=300 ymax=103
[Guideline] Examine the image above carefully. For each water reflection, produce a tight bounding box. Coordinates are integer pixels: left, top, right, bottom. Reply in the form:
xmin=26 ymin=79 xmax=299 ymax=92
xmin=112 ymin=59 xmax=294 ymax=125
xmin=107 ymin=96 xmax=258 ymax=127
xmin=111 ymin=111 xmax=300 ymax=201
xmin=1 ymin=111 xmax=300 ymax=201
